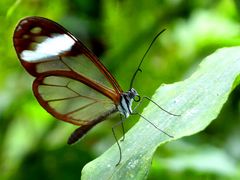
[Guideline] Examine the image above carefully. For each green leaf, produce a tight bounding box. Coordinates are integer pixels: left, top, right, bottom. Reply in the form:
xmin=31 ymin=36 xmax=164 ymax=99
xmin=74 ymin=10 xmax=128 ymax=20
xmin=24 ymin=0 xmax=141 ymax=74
xmin=81 ymin=47 xmax=240 ymax=179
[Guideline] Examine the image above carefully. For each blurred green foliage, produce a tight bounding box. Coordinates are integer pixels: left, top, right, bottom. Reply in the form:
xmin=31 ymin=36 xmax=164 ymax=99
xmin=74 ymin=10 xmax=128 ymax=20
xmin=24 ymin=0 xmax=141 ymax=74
xmin=0 ymin=0 xmax=239 ymax=179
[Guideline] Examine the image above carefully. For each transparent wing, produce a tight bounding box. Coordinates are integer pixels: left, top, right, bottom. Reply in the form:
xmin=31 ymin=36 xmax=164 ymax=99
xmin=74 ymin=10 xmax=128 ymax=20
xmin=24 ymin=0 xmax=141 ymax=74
xmin=13 ymin=16 xmax=122 ymax=125
xmin=34 ymin=75 xmax=117 ymax=125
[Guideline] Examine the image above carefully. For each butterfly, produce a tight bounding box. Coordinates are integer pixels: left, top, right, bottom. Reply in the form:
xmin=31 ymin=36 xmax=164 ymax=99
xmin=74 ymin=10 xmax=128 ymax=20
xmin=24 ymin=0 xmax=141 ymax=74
xmin=13 ymin=16 xmax=177 ymax=165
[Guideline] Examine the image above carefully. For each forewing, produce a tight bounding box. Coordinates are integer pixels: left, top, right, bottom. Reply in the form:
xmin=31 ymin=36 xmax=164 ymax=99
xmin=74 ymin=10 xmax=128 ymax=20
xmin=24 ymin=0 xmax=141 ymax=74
xmin=13 ymin=16 xmax=122 ymax=125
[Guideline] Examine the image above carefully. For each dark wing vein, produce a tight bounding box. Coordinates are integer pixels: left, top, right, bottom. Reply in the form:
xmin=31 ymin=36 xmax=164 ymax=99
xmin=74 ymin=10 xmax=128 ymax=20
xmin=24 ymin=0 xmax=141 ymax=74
xmin=65 ymin=101 xmax=97 ymax=116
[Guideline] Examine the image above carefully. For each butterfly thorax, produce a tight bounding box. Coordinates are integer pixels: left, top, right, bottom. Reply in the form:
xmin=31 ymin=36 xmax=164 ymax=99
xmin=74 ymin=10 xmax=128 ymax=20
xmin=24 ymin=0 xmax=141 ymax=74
xmin=117 ymin=88 xmax=138 ymax=118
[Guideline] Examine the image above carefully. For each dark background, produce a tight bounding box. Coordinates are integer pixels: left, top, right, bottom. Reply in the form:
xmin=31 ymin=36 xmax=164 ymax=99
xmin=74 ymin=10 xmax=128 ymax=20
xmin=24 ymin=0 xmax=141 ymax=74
xmin=0 ymin=0 xmax=240 ymax=179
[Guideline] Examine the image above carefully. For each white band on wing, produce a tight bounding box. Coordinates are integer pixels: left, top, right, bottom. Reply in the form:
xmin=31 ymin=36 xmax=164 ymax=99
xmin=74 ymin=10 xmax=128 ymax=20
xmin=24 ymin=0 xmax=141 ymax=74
xmin=21 ymin=34 xmax=75 ymax=62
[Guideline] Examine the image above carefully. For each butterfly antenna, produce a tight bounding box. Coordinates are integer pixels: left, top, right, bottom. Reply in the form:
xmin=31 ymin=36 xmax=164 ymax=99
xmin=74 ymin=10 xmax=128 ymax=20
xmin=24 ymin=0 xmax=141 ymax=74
xmin=129 ymin=29 xmax=166 ymax=89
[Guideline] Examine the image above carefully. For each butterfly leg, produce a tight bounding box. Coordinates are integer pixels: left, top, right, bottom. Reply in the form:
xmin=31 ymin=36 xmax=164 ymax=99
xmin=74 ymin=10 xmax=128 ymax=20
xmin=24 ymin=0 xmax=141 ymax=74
xmin=131 ymin=96 xmax=178 ymax=138
xmin=131 ymin=112 xmax=174 ymax=138
xmin=133 ymin=96 xmax=180 ymax=116
xmin=112 ymin=116 xmax=127 ymax=166
xmin=120 ymin=114 xmax=125 ymax=142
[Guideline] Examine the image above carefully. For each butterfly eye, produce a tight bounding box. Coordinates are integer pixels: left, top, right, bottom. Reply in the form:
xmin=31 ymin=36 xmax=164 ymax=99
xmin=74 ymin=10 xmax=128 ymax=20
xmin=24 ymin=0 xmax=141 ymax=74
xmin=134 ymin=95 xmax=141 ymax=102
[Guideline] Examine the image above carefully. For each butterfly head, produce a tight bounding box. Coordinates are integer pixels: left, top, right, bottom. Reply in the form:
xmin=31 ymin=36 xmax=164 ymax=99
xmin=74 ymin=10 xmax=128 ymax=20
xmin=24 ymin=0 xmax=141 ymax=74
xmin=128 ymin=88 xmax=140 ymax=102
xmin=118 ymin=88 xmax=140 ymax=118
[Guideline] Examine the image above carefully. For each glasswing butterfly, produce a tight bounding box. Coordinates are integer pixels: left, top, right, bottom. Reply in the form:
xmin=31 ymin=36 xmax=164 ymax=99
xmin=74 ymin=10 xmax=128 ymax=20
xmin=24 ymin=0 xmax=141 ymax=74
xmin=13 ymin=16 xmax=178 ymax=165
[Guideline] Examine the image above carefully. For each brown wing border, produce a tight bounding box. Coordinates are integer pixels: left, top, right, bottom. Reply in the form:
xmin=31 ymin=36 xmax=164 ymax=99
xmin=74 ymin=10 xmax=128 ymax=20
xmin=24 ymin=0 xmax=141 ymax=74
xmin=33 ymin=71 xmax=119 ymax=125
